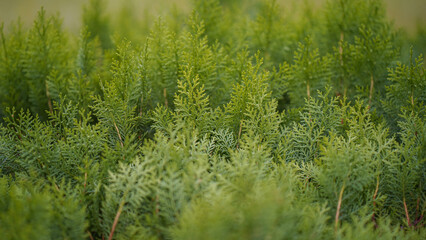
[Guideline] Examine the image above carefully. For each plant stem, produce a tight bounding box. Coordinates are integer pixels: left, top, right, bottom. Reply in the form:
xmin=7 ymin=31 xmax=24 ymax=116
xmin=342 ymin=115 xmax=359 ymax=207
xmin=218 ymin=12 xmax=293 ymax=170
xmin=368 ymin=73 xmax=374 ymax=106
xmin=83 ymin=171 xmax=87 ymax=195
xmin=307 ymin=80 xmax=310 ymax=101
xmin=88 ymin=231 xmax=94 ymax=240
xmin=403 ymin=197 xmax=411 ymax=226
xmin=335 ymin=184 xmax=345 ymax=234
xmin=236 ymin=120 xmax=243 ymax=149
xmin=372 ymin=176 xmax=379 ymax=227
xmin=113 ymin=121 xmax=124 ymax=148
xmin=108 ymin=200 xmax=125 ymax=240
xmin=164 ymin=88 xmax=168 ymax=108
xmin=238 ymin=120 xmax=243 ymax=140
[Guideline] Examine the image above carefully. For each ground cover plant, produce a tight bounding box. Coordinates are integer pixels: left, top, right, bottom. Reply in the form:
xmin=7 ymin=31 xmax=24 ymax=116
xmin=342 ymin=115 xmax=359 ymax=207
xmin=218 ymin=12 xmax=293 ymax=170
xmin=0 ymin=0 xmax=425 ymax=239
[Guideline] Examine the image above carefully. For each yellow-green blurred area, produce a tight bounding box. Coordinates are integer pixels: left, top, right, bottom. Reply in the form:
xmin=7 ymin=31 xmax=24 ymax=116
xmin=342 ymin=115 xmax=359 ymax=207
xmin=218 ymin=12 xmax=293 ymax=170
xmin=0 ymin=0 xmax=189 ymax=32
xmin=1 ymin=0 xmax=425 ymax=34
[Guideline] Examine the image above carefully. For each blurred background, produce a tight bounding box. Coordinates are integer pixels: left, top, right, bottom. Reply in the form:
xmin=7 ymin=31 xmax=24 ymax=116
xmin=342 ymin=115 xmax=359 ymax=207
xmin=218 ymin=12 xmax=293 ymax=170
xmin=0 ymin=0 xmax=187 ymax=31
xmin=1 ymin=0 xmax=425 ymax=34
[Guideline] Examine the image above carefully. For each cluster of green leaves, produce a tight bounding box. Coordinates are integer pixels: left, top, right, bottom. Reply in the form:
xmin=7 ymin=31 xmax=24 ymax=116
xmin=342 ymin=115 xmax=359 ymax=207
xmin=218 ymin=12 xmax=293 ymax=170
xmin=0 ymin=0 xmax=424 ymax=239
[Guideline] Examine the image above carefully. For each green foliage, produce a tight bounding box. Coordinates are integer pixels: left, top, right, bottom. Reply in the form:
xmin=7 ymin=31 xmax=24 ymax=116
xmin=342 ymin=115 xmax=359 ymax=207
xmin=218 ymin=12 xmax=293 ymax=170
xmin=68 ymin=28 xmax=103 ymax=112
xmin=383 ymin=49 xmax=425 ymax=133
xmin=323 ymin=0 xmax=388 ymax=50
xmin=278 ymin=89 xmax=347 ymax=163
xmin=249 ymin=0 xmax=296 ymax=66
xmin=82 ymin=0 xmax=113 ymax=49
xmin=336 ymin=211 xmax=417 ymax=240
xmin=101 ymin=128 xmax=211 ymax=239
xmin=145 ymin=19 xmax=180 ymax=108
xmin=286 ymin=37 xmax=332 ymax=106
xmin=224 ymin=53 xmax=280 ymax=140
xmin=0 ymin=22 xmax=27 ymax=116
xmin=0 ymin=1 xmax=425 ymax=239
xmin=0 ymin=178 xmax=86 ymax=240
xmin=173 ymin=68 xmax=212 ymax=133
xmin=381 ymin=110 xmax=425 ymax=228
xmin=314 ymin=133 xmax=379 ymax=221
xmin=0 ymin=8 xmax=72 ymax=120
xmin=193 ymin=0 xmax=228 ymax=43
xmin=348 ymin=26 xmax=398 ymax=105
xmin=181 ymin=13 xmax=231 ymax=107
xmin=173 ymin=181 xmax=329 ymax=240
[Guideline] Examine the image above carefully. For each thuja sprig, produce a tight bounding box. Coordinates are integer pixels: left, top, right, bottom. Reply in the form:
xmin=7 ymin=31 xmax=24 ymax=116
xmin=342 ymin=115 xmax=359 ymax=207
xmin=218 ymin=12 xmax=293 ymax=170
xmin=174 ymin=67 xmax=212 ymax=133
xmin=386 ymin=48 xmax=425 ymax=109
xmin=349 ymin=26 xmax=397 ymax=106
xmin=287 ymin=36 xmax=331 ymax=106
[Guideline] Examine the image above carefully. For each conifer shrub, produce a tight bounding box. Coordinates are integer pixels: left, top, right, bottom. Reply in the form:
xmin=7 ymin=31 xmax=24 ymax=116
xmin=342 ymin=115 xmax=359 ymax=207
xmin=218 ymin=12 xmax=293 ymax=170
xmin=0 ymin=0 xmax=424 ymax=239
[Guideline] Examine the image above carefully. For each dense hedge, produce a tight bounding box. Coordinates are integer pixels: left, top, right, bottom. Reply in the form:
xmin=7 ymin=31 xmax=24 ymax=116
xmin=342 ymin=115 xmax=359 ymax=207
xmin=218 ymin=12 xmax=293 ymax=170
xmin=0 ymin=0 xmax=424 ymax=239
